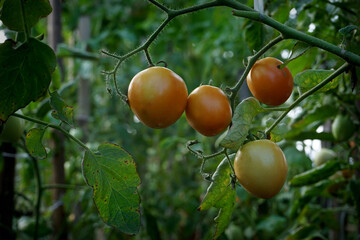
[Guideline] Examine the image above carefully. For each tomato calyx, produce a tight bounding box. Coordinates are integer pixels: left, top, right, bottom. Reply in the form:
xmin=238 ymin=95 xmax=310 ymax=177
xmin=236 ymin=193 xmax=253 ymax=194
xmin=243 ymin=130 xmax=267 ymax=145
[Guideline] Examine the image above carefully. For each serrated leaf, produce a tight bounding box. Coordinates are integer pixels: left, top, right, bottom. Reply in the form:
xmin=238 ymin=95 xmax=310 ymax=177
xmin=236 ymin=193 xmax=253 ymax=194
xmin=213 ymin=189 xmax=236 ymax=239
xmin=221 ymin=97 xmax=264 ymax=150
xmin=25 ymin=128 xmax=47 ymax=159
xmin=82 ymin=143 xmax=141 ymax=234
xmin=199 ymin=154 xmax=235 ymax=211
xmin=50 ymin=91 xmax=74 ymax=126
xmin=294 ymin=70 xmax=340 ymax=93
xmin=0 ymin=38 xmax=56 ymax=121
xmin=1 ymin=0 xmax=52 ymax=32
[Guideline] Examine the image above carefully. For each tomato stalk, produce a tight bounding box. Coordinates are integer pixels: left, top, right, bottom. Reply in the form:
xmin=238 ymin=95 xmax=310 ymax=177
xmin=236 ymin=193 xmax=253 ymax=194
xmin=13 ymin=113 xmax=91 ymax=152
xmin=265 ymin=63 xmax=351 ymax=135
xmin=232 ymin=10 xmax=360 ymax=67
xmin=19 ymin=0 xmax=31 ymax=41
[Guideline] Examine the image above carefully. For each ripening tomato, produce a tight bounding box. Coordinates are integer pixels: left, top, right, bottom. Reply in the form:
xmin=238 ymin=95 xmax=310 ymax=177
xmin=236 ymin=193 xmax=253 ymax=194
xmin=247 ymin=57 xmax=293 ymax=106
xmin=234 ymin=139 xmax=288 ymax=199
xmin=185 ymin=85 xmax=232 ymax=136
xmin=128 ymin=67 xmax=188 ymax=129
xmin=0 ymin=113 xmax=25 ymax=143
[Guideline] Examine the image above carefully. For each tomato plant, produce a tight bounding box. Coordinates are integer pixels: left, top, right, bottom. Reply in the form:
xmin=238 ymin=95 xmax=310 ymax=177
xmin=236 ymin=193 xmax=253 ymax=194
xmin=246 ymin=57 xmax=293 ymax=106
xmin=185 ymin=85 xmax=232 ymax=136
xmin=234 ymin=139 xmax=288 ymax=199
xmin=128 ymin=66 xmax=188 ymax=129
xmin=0 ymin=114 xmax=25 ymax=143
xmin=331 ymin=114 xmax=356 ymax=142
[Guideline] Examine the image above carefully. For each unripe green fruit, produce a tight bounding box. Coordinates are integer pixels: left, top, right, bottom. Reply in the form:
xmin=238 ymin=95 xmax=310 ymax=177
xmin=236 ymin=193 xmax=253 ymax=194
xmin=0 ymin=113 xmax=25 ymax=143
xmin=332 ymin=114 xmax=355 ymax=142
xmin=313 ymin=148 xmax=336 ymax=167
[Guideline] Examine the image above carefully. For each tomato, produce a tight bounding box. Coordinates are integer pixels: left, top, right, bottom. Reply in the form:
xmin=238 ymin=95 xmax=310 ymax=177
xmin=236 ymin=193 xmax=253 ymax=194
xmin=246 ymin=57 xmax=293 ymax=106
xmin=128 ymin=67 xmax=188 ymax=128
xmin=0 ymin=113 xmax=25 ymax=143
xmin=331 ymin=114 xmax=355 ymax=142
xmin=234 ymin=139 xmax=288 ymax=199
xmin=313 ymin=148 xmax=336 ymax=167
xmin=185 ymin=85 xmax=232 ymax=136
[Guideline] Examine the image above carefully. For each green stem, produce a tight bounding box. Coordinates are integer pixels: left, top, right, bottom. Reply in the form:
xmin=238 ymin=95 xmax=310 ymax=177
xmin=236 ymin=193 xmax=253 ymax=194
xmin=19 ymin=0 xmax=30 ymax=41
xmin=229 ymin=35 xmax=284 ymax=106
xmin=232 ymin=10 xmax=360 ymax=66
xmin=42 ymin=184 xmax=86 ymax=190
xmin=13 ymin=113 xmax=90 ymax=152
xmin=31 ymin=155 xmax=42 ymax=240
xmin=265 ymin=63 xmax=350 ymax=135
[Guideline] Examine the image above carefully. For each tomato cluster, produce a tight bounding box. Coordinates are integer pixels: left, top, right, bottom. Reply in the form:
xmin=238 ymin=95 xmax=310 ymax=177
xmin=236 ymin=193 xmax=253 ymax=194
xmin=128 ymin=66 xmax=232 ymax=136
xmin=129 ymin=64 xmax=289 ymax=199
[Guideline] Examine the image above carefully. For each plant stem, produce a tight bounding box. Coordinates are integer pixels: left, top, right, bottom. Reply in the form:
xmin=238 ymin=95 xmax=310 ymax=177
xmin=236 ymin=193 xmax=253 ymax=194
xmin=232 ymin=10 xmax=360 ymax=66
xmin=42 ymin=184 xmax=86 ymax=190
xmin=265 ymin=63 xmax=350 ymax=135
xmin=229 ymin=35 xmax=284 ymax=105
xmin=13 ymin=113 xmax=91 ymax=152
xmin=19 ymin=0 xmax=30 ymax=41
xmin=31 ymin=156 xmax=42 ymax=240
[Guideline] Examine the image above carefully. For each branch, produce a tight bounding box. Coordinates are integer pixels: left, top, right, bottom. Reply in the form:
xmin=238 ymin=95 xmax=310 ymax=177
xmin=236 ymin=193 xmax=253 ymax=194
xmin=13 ymin=113 xmax=91 ymax=152
xmin=148 ymin=0 xmax=170 ymax=13
xmin=265 ymin=63 xmax=351 ymax=135
xmin=232 ymin=10 xmax=360 ymax=66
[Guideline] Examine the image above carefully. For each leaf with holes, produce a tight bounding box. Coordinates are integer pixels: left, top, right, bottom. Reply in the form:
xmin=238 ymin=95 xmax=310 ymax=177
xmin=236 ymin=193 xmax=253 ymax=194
xmin=25 ymin=128 xmax=47 ymax=159
xmin=294 ymin=69 xmax=340 ymax=93
xmin=50 ymin=91 xmax=74 ymax=126
xmin=0 ymin=38 xmax=56 ymax=121
xmin=220 ymin=97 xmax=264 ymax=150
xmin=82 ymin=143 xmax=141 ymax=234
xmin=1 ymin=0 xmax=52 ymax=32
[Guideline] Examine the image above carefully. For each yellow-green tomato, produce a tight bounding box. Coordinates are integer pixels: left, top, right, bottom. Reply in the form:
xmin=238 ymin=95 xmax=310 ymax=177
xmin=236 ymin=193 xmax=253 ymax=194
xmin=0 ymin=114 xmax=25 ymax=143
xmin=234 ymin=139 xmax=288 ymax=199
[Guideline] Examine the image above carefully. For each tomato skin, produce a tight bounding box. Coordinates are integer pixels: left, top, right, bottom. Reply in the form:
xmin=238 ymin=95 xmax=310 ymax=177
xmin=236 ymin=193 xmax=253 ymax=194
xmin=234 ymin=140 xmax=288 ymax=199
xmin=247 ymin=57 xmax=293 ymax=106
xmin=128 ymin=67 xmax=188 ymax=129
xmin=0 ymin=114 xmax=25 ymax=143
xmin=185 ymin=85 xmax=232 ymax=136
xmin=331 ymin=114 xmax=355 ymax=142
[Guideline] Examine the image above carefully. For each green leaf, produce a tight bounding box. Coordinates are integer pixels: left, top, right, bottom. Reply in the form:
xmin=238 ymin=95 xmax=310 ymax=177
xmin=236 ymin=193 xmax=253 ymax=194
xmin=286 ymin=225 xmax=325 ymax=240
xmin=50 ymin=92 xmax=74 ymax=127
xmin=221 ymin=97 xmax=264 ymax=150
xmin=82 ymin=143 xmax=141 ymax=234
xmin=213 ymin=189 xmax=236 ymax=239
xmin=281 ymin=42 xmax=311 ymax=68
xmin=290 ymin=160 xmax=341 ymax=187
xmin=350 ymin=179 xmax=360 ymax=219
xmin=339 ymin=25 xmax=360 ymax=37
xmin=0 ymin=38 xmax=56 ymax=121
xmin=199 ymin=154 xmax=235 ymax=211
xmin=25 ymin=128 xmax=47 ymax=159
xmin=1 ymin=0 xmax=52 ymax=32
xmin=266 ymin=118 xmax=288 ymax=142
xmin=294 ymin=69 xmax=340 ymax=93
xmin=244 ymin=20 xmax=265 ymax=51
